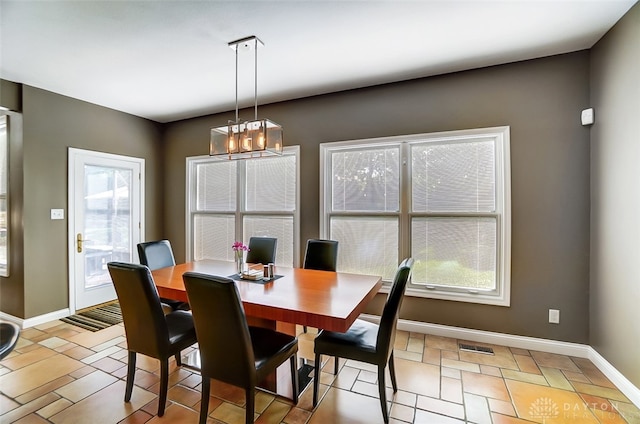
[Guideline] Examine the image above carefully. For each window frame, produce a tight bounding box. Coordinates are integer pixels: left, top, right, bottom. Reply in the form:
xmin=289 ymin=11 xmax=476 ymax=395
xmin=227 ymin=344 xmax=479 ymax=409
xmin=320 ymin=127 xmax=511 ymax=306
xmin=186 ymin=146 xmax=300 ymax=266
xmin=0 ymin=113 xmax=9 ymax=277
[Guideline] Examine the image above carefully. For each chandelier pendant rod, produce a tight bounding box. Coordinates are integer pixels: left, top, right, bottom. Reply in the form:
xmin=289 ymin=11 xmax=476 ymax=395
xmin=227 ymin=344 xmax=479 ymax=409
xmin=254 ymin=37 xmax=258 ymax=121
xmin=235 ymin=42 xmax=239 ymax=123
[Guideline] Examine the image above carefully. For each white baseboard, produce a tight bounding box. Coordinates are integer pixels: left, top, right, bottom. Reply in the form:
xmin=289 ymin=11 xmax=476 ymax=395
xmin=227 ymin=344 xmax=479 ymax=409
xmin=0 ymin=308 xmax=70 ymax=329
xmin=588 ymin=347 xmax=640 ymax=408
xmin=360 ymin=314 xmax=640 ymax=408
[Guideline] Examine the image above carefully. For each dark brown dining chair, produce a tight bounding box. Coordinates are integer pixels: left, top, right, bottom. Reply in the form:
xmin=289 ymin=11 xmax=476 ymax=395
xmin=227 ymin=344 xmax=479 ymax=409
xmin=312 ymin=258 xmax=414 ymax=423
xmin=107 ymin=262 xmax=197 ymax=417
xmin=183 ymin=272 xmax=298 ymax=424
xmin=303 ymin=239 xmax=338 ymax=272
xmin=0 ymin=321 xmax=20 ymax=361
xmin=302 ymin=238 xmax=338 ymax=332
xmin=137 ymin=239 xmax=186 ymax=311
xmin=245 ymin=236 xmax=277 ymax=265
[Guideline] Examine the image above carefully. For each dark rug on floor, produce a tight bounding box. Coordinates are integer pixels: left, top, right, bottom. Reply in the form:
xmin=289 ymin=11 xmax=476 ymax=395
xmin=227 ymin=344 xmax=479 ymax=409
xmin=61 ymin=302 xmax=122 ymax=332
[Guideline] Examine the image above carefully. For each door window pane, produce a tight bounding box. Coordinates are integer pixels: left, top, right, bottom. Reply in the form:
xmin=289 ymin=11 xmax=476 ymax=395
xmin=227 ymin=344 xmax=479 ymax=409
xmin=84 ymin=165 xmax=132 ymax=288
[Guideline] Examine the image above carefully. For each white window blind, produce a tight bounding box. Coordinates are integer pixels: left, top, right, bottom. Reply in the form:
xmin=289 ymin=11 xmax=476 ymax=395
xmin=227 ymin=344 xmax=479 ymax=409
xmin=188 ymin=147 xmax=299 ymax=266
xmin=321 ymin=127 xmax=511 ymax=306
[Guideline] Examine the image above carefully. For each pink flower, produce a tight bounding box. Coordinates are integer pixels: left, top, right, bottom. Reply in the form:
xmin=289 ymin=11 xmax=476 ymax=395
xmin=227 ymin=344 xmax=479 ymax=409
xmin=232 ymin=241 xmax=250 ymax=252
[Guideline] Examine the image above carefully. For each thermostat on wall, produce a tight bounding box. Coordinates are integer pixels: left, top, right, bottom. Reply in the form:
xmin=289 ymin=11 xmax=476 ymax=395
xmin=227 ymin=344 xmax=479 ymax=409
xmin=581 ymin=108 xmax=594 ymax=126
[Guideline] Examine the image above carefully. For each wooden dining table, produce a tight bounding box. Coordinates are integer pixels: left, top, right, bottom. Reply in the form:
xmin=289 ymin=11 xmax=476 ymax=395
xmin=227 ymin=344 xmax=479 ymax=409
xmin=151 ymin=259 xmax=383 ymax=398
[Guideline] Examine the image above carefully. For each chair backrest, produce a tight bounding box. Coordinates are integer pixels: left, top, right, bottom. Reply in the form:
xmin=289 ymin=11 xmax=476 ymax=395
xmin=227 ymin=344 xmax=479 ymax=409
xmin=376 ymin=258 xmax=414 ymax=358
xmin=245 ymin=237 xmax=277 ymax=265
xmin=303 ymin=239 xmax=338 ymax=272
xmin=107 ymin=262 xmax=170 ymax=357
xmin=137 ymin=240 xmax=176 ymax=271
xmin=0 ymin=321 xmax=21 ymax=361
xmin=182 ymin=272 xmax=256 ymax=388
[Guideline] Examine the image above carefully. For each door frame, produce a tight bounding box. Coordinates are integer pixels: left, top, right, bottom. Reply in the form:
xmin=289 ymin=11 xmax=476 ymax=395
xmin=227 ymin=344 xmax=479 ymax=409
xmin=67 ymin=148 xmax=145 ymax=314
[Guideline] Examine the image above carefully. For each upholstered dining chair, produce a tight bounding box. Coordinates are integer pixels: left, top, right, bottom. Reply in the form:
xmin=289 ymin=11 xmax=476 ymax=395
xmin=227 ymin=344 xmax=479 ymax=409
xmin=245 ymin=236 xmax=277 ymax=265
xmin=107 ymin=262 xmax=198 ymax=417
xmin=0 ymin=321 xmax=20 ymax=361
xmin=137 ymin=239 xmax=185 ymax=311
xmin=183 ymin=272 xmax=299 ymax=424
xmin=312 ymin=258 xmax=414 ymax=424
xmin=303 ymin=239 xmax=339 ymax=272
xmin=302 ymin=238 xmax=339 ymax=332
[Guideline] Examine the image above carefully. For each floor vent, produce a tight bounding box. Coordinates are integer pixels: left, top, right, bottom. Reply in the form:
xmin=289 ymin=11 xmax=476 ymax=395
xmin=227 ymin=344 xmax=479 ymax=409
xmin=459 ymin=343 xmax=494 ymax=355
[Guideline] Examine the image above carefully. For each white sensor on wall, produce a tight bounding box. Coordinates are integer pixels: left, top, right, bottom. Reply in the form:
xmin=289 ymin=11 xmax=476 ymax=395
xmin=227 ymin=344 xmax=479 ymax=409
xmin=581 ymin=108 xmax=594 ymax=126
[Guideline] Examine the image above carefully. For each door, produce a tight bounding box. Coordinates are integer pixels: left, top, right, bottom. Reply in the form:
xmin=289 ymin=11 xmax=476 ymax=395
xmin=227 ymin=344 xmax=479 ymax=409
xmin=68 ymin=148 xmax=144 ymax=312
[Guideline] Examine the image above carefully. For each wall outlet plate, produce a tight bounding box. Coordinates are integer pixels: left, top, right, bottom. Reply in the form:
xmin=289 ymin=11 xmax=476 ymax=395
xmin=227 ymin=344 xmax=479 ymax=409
xmin=548 ymin=309 xmax=560 ymax=324
xmin=581 ymin=108 xmax=594 ymax=126
xmin=51 ymin=208 xmax=65 ymax=220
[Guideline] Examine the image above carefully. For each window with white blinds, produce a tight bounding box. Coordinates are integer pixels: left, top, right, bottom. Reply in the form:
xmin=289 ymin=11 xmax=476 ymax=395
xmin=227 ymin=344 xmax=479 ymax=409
xmin=187 ymin=147 xmax=299 ymax=267
xmin=321 ymin=127 xmax=511 ymax=306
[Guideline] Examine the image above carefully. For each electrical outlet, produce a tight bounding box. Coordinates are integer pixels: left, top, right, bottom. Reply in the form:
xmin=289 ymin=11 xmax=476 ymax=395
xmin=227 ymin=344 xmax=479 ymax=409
xmin=549 ymin=309 xmax=560 ymax=324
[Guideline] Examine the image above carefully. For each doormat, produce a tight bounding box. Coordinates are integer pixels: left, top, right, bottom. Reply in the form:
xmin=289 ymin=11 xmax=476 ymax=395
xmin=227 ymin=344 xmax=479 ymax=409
xmin=61 ymin=302 xmax=123 ymax=332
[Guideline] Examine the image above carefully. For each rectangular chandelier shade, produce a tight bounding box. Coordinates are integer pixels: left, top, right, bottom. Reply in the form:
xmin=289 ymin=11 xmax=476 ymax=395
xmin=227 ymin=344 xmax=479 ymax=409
xmin=209 ymin=35 xmax=283 ymax=160
xmin=210 ymin=118 xmax=283 ymax=160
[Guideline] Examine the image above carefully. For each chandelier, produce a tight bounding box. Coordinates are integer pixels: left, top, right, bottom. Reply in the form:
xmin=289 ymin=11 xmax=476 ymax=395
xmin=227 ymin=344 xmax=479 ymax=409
xmin=210 ymin=36 xmax=283 ymax=160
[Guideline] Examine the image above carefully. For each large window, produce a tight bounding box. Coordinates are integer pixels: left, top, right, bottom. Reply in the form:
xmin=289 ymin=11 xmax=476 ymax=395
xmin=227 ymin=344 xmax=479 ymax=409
xmin=187 ymin=147 xmax=299 ymax=266
xmin=321 ymin=127 xmax=511 ymax=306
xmin=0 ymin=114 xmax=8 ymax=276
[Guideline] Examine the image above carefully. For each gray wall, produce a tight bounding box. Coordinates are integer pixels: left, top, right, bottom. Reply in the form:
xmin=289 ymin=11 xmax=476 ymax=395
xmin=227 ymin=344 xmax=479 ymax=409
xmin=164 ymin=51 xmax=592 ymax=344
xmin=590 ymin=3 xmax=640 ymax=387
xmin=0 ymin=85 xmax=164 ymax=318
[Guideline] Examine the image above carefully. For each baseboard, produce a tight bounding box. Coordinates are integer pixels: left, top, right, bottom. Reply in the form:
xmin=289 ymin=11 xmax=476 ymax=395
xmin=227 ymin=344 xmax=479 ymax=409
xmin=588 ymin=347 xmax=640 ymax=408
xmin=360 ymin=314 xmax=640 ymax=408
xmin=0 ymin=308 xmax=70 ymax=329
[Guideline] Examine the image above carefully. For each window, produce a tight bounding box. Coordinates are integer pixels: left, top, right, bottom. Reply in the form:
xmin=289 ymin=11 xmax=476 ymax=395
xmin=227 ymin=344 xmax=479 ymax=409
xmin=321 ymin=127 xmax=511 ymax=306
xmin=187 ymin=147 xmax=299 ymax=266
xmin=0 ymin=114 xmax=8 ymax=276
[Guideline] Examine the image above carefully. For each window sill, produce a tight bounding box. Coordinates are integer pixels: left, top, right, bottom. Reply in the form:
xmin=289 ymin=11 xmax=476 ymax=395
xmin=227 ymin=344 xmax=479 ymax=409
xmin=377 ymin=284 xmax=511 ymax=307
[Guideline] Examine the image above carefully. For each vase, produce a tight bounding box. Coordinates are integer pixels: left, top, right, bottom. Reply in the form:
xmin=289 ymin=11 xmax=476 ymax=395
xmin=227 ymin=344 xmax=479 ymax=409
xmin=235 ymin=253 xmax=244 ymax=274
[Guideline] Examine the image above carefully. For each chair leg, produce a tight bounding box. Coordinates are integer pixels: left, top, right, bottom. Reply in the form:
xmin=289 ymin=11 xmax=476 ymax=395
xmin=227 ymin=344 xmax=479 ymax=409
xmin=158 ymin=359 xmax=169 ymax=416
xmin=199 ymin=376 xmax=210 ymax=424
xmin=388 ymin=351 xmax=398 ymax=392
xmin=245 ymin=387 xmax=254 ymax=424
xmin=303 ymin=326 xmax=308 ymax=333
xmin=312 ymin=352 xmax=321 ymax=407
xmin=290 ymin=354 xmax=299 ymax=404
xmin=175 ymin=351 xmax=182 ymax=367
xmin=124 ymin=351 xmax=136 ymax=402
xmin=378 ymin=365 xmax=389 ymax=424
xmin=334 ymin=356 xmax=339 ymax=375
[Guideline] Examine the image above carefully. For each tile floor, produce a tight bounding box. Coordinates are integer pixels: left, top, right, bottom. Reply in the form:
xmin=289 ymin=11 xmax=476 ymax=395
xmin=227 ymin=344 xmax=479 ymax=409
xmin=1 ymin=319 xmax=639 ymax=423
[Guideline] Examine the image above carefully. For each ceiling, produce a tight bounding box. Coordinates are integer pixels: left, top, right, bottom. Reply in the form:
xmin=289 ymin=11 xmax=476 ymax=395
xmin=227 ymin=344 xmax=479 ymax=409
xmin=1 ymin=0 xmax=636 ymax=123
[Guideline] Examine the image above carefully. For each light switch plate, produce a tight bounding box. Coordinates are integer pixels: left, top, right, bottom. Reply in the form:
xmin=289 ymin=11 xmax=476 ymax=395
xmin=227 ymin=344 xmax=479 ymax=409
xmin=51 ymin=209 xmax=65 ymax=220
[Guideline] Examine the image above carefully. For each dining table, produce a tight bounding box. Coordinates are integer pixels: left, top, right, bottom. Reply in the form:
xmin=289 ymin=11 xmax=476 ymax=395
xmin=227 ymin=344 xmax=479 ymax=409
xmin=151 ymin=259 xmax=383 ymax=398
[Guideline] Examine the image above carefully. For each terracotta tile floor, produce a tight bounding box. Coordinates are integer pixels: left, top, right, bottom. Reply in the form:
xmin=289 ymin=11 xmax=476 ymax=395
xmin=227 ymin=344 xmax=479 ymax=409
xmin=1 ymin=321 xmax=639 ymax=423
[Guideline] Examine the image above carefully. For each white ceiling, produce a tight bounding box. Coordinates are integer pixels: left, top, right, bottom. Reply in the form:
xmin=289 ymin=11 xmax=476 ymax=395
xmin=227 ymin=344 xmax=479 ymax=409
xmin=1 ymin=0 xmax=636 ymax=123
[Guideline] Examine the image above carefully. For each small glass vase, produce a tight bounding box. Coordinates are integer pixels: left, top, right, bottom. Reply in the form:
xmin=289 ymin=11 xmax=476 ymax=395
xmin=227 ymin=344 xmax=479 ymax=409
xmin=235 ymin=253 xmax=244 ymax=275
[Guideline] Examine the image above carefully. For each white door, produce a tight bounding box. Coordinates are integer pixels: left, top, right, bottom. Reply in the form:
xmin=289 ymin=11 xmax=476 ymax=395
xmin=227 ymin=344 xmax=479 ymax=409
xmin=68 ymin=148 xmax=144 ymax=312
